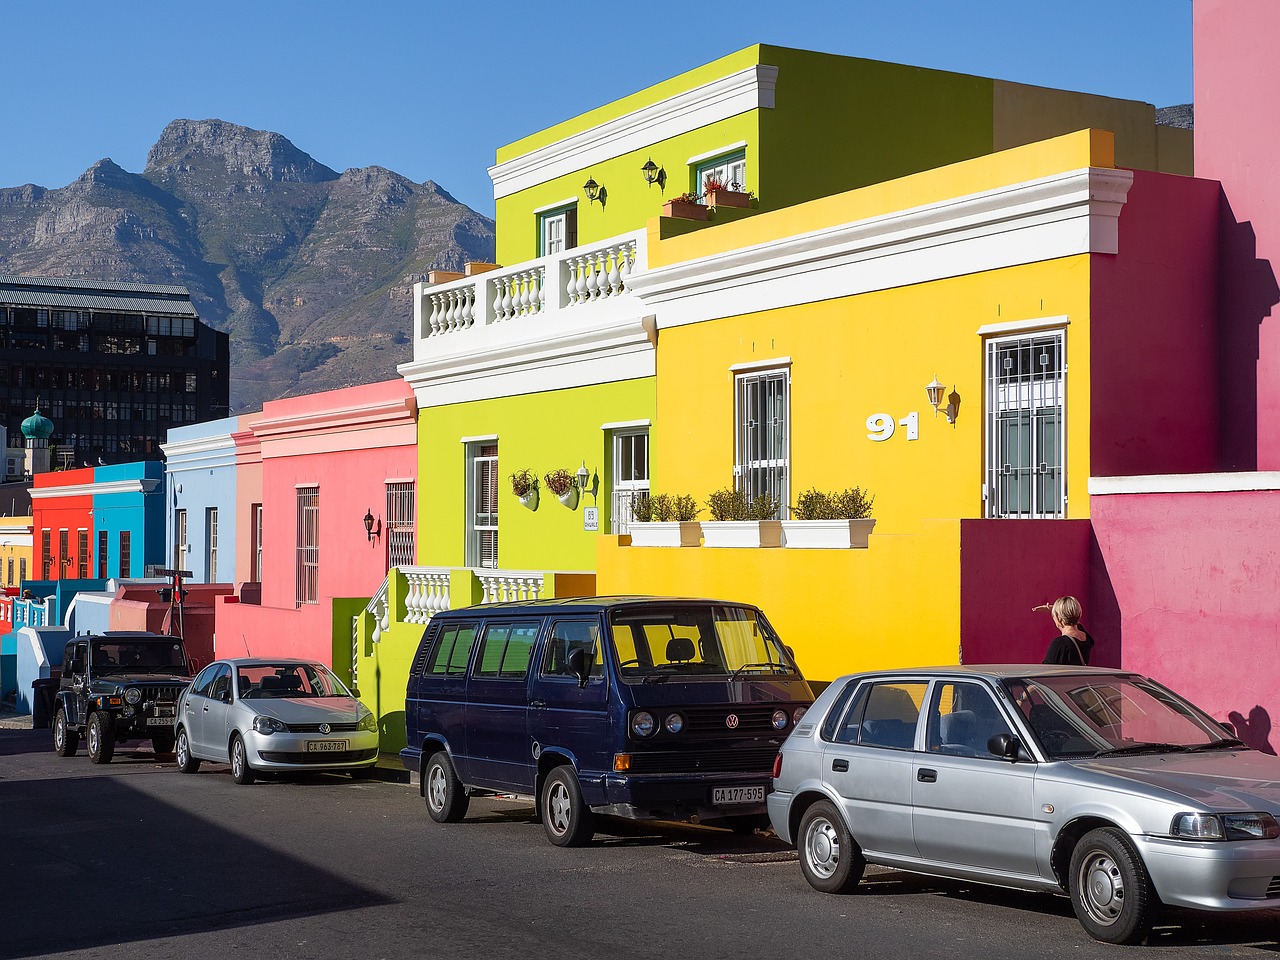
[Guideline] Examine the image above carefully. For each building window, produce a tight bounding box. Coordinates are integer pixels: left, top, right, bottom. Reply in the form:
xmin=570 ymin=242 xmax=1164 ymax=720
xmin=119 ymin=531 xmax=131 ymax=579
xmin=251 ymin=503 xmax=263 ymax=582
xmin=386 ymin=482 xmax=416 ymax=569
xmin=466 ymin=443 xmax=498 ymax=568
xmin=695 ymin=150 xmax=747 ymax=194
xmin=985 ymin=331 xmax=1066 ymax=519
xmin=610 ymin=429 xmax=649 ymax=534
xmin=538 ymin=205 xmax=578 ymax=256
xmin=40 ymin=529 xmax=51 ymax=579
xmin=6 ymin=557 xmax=12 ymax=585
xmin=77 ymin=530 xmax=88 ymax=579
xmin=296 ymin=487 xmax=319 ymax=605
xmin=58 ymin=529 xmax=69 ymax=579
xmin=98 ymin=530 xmax=109 ymax=579
xmin=734 ymin=368 xmax=789 ymax=517
xmin=174 ymin=509 xmax=188 ymax=572
xmin=18 ymin=558 xmax=26 ymax=583
xmin=206 ymin=507 xmax=218 ymax=583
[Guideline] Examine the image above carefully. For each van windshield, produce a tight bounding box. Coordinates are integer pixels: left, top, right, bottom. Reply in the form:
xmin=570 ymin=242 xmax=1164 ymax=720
xmin=609 ymin=605 xmax=798 ymax=681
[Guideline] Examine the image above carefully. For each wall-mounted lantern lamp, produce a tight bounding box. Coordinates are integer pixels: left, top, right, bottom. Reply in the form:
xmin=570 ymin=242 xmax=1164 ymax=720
xmin=641 ymin=158 xmax=666 ymax=191
xmin=576 ymin=460 xmax=591 ymax=492
xmin=363 ymin=508 xmax=381 ymax=542
xmin=926 ymin=375 xmax=959 ymax=424
xmin=583 ymin=177 xmax=606 ymax=207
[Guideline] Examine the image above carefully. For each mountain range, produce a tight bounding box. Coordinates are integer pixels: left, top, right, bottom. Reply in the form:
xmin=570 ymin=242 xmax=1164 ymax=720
xmin=0 ymin=119 xmax=496 ymax=413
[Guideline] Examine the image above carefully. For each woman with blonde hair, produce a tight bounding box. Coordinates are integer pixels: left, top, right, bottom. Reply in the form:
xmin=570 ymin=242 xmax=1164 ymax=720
xmin=1033 ymin=596 xmax=1094 ymax=665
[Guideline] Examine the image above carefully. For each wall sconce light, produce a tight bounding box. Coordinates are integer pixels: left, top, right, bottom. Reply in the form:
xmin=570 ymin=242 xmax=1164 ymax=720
xmin=926 ymin=375 xmax=959 ymax=424
xmin=641 ymin=158 xmax=666 ymax=191
xmin=583 ymin=177 xmax=606 ymax=207
xmin=575 ymin=459 xmax=599 ymax=503
xmin=363 ymin=508 xmax=381 ymax=542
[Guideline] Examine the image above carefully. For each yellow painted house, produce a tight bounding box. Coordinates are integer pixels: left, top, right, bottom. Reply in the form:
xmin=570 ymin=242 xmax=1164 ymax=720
xmin=354 ymin=45 xmax=1212 ymax=757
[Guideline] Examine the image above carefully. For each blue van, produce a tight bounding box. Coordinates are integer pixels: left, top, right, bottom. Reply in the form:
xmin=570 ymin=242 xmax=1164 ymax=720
xmin=402 ymin=597 xmax=814 ymax=846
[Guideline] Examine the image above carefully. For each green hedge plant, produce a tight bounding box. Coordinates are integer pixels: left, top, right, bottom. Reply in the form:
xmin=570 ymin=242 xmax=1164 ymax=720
xmin=791 ymin=486 xmax=875 ymax=520
xmin=706 ymin=486 xmax=781 ymax=521
xmin=632 ymin=493 xmax=700 ymax=523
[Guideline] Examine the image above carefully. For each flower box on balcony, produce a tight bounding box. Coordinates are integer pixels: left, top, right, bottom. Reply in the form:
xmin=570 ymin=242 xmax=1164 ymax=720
xmin=780 ymin=518 xmax=876 ymax=549
xmin=701 ymin=520 xmax=782 ymax=548
xmin=662 ymin=197 xmax=707 ymax=221
xmin=705 ymin=188 xmax=752 ymax=209
xmin=628 ymin=521 xmax=703 ymax=547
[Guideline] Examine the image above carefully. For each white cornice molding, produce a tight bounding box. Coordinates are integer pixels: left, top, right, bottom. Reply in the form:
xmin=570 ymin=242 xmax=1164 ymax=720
xmin=488 ymin=65 xmax=777 ymax=200
xmin=628 ymin=166 xmax=1134 ymax=329
xmin=161 ymin=433 xmax=237 ymax=472
xmin=30 ymin=478 xmax=160 ymax=499
xmin=1089 ymin=472 xmax=1280 ymax=495
xmin=251 ymin=396 xmax=417 ymax=443
xmin=976 ymin=315 xmax=1071 ymax=337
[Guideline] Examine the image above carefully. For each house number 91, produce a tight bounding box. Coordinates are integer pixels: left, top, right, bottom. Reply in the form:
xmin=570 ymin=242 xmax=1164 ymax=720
xmin=866 ymin=411 xmax=919 ymax=442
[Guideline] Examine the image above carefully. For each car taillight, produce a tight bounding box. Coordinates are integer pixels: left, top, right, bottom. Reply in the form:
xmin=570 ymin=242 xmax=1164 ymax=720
xmin=772 ymin=752 xmax=783 ymax=779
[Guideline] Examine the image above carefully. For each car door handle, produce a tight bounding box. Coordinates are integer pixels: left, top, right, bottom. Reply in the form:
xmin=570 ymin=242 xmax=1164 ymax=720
xmin=831 ymin=758 xmax=849 ymax=772
xmin=530 ymin=700 xmax=547 ymax=709
xmin=202 ymin=706 xmax=209 ymax=713
xmin=917 ymin=768 xmax=937 ymax=782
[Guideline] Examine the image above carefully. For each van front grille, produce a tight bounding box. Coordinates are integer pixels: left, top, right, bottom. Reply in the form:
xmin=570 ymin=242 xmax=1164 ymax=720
xmin=627 ymin=744 xmax=780 ymax=774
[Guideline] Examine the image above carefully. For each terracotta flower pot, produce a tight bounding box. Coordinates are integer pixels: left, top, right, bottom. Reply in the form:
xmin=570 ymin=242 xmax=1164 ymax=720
xmin=662 ymin=199 xmax=708 ymax=221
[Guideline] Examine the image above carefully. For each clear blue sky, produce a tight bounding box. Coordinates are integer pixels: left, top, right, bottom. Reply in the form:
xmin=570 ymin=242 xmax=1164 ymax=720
xmin=5 ymin=1 xmax=1191 ymax=217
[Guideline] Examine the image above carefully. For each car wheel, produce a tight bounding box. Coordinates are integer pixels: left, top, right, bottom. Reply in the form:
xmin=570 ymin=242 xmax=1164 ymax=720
xmin=1070 ymin=827 xmax=1154 ymax=945
xmin=230 ymin=734 xmax=255 ymax=785
xmin=797 ymin=800 xmax=865 ymax=894
xmin=424 ymin=751 xmax=468 ymax=823
xmin=53 ymin=707 xmax=79 ymax=757
xmin=87 ymin=711 xmax=115 ymax=765
xmin=175 ymin=726 xmax=201 ymax=774
xmin=151 ymin=733 xmax=176 ymax=756
xmin=540 ymin=765 xmax=595 ymax=847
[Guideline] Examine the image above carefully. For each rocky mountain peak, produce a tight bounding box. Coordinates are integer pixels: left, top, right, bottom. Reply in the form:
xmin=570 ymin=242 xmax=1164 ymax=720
xmin=144 ymin=119 xmax=338 ymax=184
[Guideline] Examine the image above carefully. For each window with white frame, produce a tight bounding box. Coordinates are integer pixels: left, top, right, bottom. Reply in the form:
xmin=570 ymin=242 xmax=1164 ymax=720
xmin=985 ymin=331 xmax=1066 ymax=519
xmin=206 ymin=507 xmax=218 ymax=583
xmin=610 ymin=428 xmax=649 ymax=534
xmin=696 ymin=150 xmax=747 ymax=194
xmin=386 ymin=481 xmax=416 ymax=568
xmin=98 ymin=530 xmax=109 ymax=579
xmin=296 ymin=487 xmax=319 ymax=605
xmin=466 ymin=443 xmax=498 ymax=568
xmin=251 ymin=503 xmax=263 ymax=582
xmin=173 ymin=509 xmax=188 ymax=572
xmin=735 ymin=368 xmax=789 ymax=517
xmin=539 ymin=205 xmax=578 ymax=256
xmin=119 ymin=531 xmax=131 ymax=579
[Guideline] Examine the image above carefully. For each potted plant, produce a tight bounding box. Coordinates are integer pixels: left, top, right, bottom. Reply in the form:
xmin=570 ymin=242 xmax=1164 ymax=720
xmin=701 ymin=486 xmax=782 ymax=548
xmin=544 ymin=468 xmax=579 ymax=509
xmin=702 ymin=175 xmax=753 ymax=210
xmin=661 ymin=191 xmax=708 ymax=221
xmin=781 ymin=486 xmax=876 ymax=548
xmin=627 ymin=492 xmax=702 ymax=547
xmin=510 ymin=468 xmax=539 ymax=511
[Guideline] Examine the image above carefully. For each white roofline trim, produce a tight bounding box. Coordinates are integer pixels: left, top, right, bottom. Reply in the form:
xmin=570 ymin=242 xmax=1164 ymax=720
xmin=1089 ymin=472 xmax=1280 ymax=495
xmin=976 ymin=315 xmax=1072 ymax=337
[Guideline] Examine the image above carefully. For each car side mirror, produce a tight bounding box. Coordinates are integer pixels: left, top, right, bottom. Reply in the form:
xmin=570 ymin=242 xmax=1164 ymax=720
xmin=566 ymin=648 xmax=591 ymax=688
xmin=988 ymin=732 xmax=1030 ymax=762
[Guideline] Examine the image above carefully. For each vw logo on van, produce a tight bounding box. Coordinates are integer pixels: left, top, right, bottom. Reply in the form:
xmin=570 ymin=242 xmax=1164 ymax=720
xmin=319 ymin=723 xmax=332 ymax=735
xmin=725 ymin=714 xmax=740 ymax=729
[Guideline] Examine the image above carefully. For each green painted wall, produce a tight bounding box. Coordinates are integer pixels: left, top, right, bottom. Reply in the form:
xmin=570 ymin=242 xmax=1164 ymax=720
xmin=417 ymin=377 xmax=656 ymax=572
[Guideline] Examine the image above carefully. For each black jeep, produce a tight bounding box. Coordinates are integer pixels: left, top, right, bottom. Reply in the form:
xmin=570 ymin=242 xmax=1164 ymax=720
xmin=52 ymin=632 xmax=194 ymax=764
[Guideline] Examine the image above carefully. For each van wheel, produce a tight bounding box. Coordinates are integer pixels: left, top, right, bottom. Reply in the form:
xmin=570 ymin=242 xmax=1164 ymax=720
xmin=798 ymin=800 xmax=865 ymax=893
xmin=1070 ymin=827 xmax=1154 ymax=944
xmin=87 ymin=712 xmax=115 ymax=764
xmin=424 ymin=752 xmax=468 ymax=823
xmin=175 ymin=726 xmax=201 ymax=774
xmin=540 ymin=766 xmax=595 ymax=847
xmin=53 ymin=707 xmax=78 ymax=757
xmin=230 ymin=734 xmax=255 ymax=785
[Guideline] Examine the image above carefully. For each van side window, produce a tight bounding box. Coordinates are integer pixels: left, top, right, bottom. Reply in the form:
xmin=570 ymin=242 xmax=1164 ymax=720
xmin=541 ymin=620 xmax=603 ymax=679
xmin=474 ymin=622 xmax=540 ymax=680
xmin=425 ymin=623 xmax=478 ymax=676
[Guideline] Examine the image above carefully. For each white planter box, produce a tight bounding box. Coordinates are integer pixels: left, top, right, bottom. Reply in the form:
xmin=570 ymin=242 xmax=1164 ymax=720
xmin=701 ymin=520 xmax=783 ymax=548
xmin=627 ymin=521 xmax=702 ymax=547
xmin=780 ymin=518 xmax=876 ymax=549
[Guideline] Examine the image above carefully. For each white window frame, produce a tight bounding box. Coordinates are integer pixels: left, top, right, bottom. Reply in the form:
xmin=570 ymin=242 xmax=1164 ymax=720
xmin=734 ymin=368 xmax=790 ymax=518
xmin=386 ymin=481 xmax=416 ymax=568
xmin=296 ymin=486 xmax=319 ymax=605
xmin=695 ymin=150 xmax=747 ymax=194
xmin=251 ymin=503 xmax=263 ymax=582
xmin=466 ymin=443 xmax=498 ymax=568
xmin=173 ymin=509 xmax=188 ymax=573
xmin=984 ymin=329 xmax=1067 ymax=519
xmin=539 ymin=203 xmax=577 ymax=256
xmin=609 ymin=428 xmax=650 ymax=534
xmin=206 ymin=507 xmax=218 ymax=583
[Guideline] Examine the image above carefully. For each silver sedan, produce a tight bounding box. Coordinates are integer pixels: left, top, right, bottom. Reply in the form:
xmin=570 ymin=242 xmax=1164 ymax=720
xmin=768 ymin=665 xmax=1280 ymax=945
xmin=175 ymin=658 xmax=379 ymax=783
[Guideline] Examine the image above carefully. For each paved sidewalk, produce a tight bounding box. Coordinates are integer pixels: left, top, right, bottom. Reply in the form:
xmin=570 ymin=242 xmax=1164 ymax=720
xmin=0 ymin=713 xmax=34 ymax=730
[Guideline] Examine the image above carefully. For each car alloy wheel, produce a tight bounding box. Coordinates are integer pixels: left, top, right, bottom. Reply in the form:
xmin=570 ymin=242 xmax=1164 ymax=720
xmin=230 ymin=735 xmax=255 ymax=785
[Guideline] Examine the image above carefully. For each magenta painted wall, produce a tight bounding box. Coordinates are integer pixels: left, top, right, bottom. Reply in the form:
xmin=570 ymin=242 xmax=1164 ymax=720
xmin=1091 ymin=488 xmax=1280 ymax=753
xmin=958 ymin=519 xmax=1101 ymax=666
xmin=215 ymin=380 xmax=417 ymax=664
xmin=1089 ymin=170 xmax=1221 ymax=476
xmin=1195 ymin=0 xmax=1280 ymax=469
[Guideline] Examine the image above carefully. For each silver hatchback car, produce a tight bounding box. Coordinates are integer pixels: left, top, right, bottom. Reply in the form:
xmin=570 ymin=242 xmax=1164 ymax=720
xmin=768 ymin=665 xmax=1280 ymax=944
xmin=175 ymin=658 xmax=379 ymax=783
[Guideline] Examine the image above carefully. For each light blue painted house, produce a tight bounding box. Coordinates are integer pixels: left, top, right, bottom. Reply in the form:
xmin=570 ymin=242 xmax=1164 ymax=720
xmin=162 ymin=417 xmax=239 ymax=584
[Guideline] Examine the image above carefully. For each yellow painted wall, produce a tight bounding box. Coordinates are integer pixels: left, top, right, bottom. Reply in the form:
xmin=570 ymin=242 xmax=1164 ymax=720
xmin=417 ymin=378 xmax=656 ymax=571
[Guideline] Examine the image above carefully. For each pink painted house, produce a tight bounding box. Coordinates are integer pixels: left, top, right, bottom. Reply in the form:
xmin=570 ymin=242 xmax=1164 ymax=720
xmin=216 ymin=380 xmax=417 ymax=673
xmin=1087 ymin=0 xmax=1280 ymax=754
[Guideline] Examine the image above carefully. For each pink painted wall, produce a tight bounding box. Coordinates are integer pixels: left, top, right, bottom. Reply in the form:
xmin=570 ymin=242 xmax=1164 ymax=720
xmin=1091 ymin=487 xmax=1280 ymax=754
xmin=1089 ymin=170 xmax=1221 ymax=476
xmin=215 ymin=380 xmax=417 ymax=665
xmin=958 ymin=519 xmax=1103 ymax=666
xmin=232 ymin=412 xmax=263 ymax=586
xmin=1195 ymin=0 xmax=1280 ymax=469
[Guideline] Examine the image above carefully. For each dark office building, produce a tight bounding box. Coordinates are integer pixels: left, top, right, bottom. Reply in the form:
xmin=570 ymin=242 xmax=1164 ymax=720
xmin=0 ymin=275 xmax=229 ymax=468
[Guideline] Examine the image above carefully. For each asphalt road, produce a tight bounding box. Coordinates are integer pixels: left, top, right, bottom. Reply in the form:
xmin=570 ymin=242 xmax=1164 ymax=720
xmin=2 ymin=725 xmax=1279 ymax=960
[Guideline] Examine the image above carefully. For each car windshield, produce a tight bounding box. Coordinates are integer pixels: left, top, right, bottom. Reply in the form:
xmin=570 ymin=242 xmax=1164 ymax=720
xmin=91 ymin=639 xmax=188 ymax=674
xmin=608 ymin=605 xmax=798 ymax=681
xmin=1003 ymin=673 xmax=1241 ymax=760
xmin=237 ymin=662 xmax=352 ymax=700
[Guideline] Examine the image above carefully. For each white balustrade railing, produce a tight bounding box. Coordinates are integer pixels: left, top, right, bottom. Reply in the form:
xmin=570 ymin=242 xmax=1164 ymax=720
xmin=478 ymin=571 xmax=546 ymax=604
xmin=415 ymin=230 xmax=644 ymax=344
xmin=402 ymin=567 xmax=451 ymax=624
xmin=352 ymin=576 xmax=391 ymax=688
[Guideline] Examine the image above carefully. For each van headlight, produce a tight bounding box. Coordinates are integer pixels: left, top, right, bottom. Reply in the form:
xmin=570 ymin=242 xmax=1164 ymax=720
xmin=772 ymin=709 xmax=789 ymax=730
xmin=630 ymin=711 xmax=656 ymax=738
xmin=1172 ymin=812 xmax=1280 ymax=840
xmin=663 ymin=713 xmax=684 ymax=734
